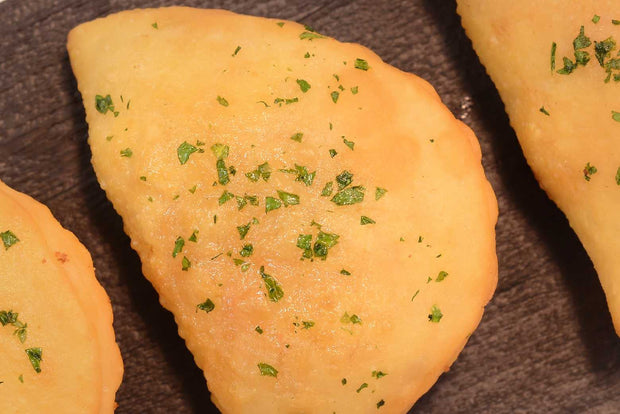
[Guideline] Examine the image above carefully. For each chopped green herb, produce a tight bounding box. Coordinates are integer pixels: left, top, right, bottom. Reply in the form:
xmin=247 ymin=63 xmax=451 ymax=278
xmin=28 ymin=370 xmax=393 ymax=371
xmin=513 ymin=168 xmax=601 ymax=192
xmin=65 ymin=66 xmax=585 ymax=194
xmin=280 ymin=164 xmax=316 ymax=186
xmin=428 ymin=305 xmax=443 ymax=323
xmin=240 ymin=244 xmax=254 ymax=257
xmin=411 ymin=289 xmax=420 ymax=301
xmin=594 ymin=37 xmax=616 ymax=66
xmin=351 ymin=86 xmax=359 ymax=94
xmin=613 ymin=110 xmax=620 ymax=122
xmin=329 ymin=149 xmax=337 ymax=158
xmin=196 ymin=298 xmax=215 ymax=313
xmin=377 ymin=400 xmax=385 ymax=409
xmin=296 ymin=79 xmax=311 ymax=92
xmin=574 ymin=26 xmax=592 ymax=50
xmin=321 ymin=182 xmax=334 ymax=196
xmin=188 ymin=230 xmax=199 ymax=242
xmin=120 ymin=148 xmax=133 ymax=158
xmin=140 ymin=176 xmax=147 ymax=181
xmin=265 ymin=196 xmax=282 ymax=213
xmin=340 ymin=269 xmax=351 ymax=276
xmin=152 ymin=22 xmax=158 ymax=29
xmin=539 ymin=106 xmax=550 ymax=116
xmin=237 ymin=223 xmax=251 ymax=240
xmin=616 ymin=167 xmax=620 ymax=185
xmin=557 ymin=57 xmax=577 ymax=74
xmin=274 ymin=97 xmax=299 ymax=105
xmin=188 ymin=185 xmax=197 ymax=194
xmin=613 ymin=20 xmax=620 ymax=25
xmin=181 ymin=256 xmax=191 ymax=271
xmin=336 ymin=170 xmax=353 ymax=190
xmin=232 ymin=46 xmax=241 ymax=56
xmin=436 ymin=271 xmax=448 ymax=282
xmin=259 ymin=266 xmax=284 ymax=302
xmin=360 ymin=216 xmax=375 ymax=225
xmin=331 ymin=91 xmax=340 ymax=103
xmin=300 ymin=31 xmax=324 ymax=40
xmin=177 ymin=141 xmax=203 ymax=164
xmin=302 ymin=321 xmax=315 ymax=329
xmin=255 ymin=326 xmax=263 ymax=334
xmin=246 ymin=162 xmax=271 ymax=182
xmin=216 ymin=96 xmax=229 ymax=107
xmin=258 ymin=362 xmax=278 ymax=377
xmin=25 ymin=348 xmax=42 ymax=373
xmin=216 ymin=159 xmax=230 ymax=185
xmin=276 ymin=22 xmax=285 ymax=27
xmin=592 ymin=15 xmax=600 ymax=24
xmin=331 ymin=186 xmax=365 ymax=205
xmin=18 ymin=375 xmax=23 ymax=383
xmin=314 ymin=231 xmax=339 ymax=260
xmin=277 ymin=190 xmax=300 ymax=206
xmin=343 ymin=138 xmax=355 ymax=150
xmin=1 ymin=231 xmax=19 ymax=250
xmin=551 ymin=42 xmax=557 ymax=71
xmin=342 ymin=378 xmax=347 ymax=385
xmin=418 ymin=236 xmax=423 ymax=243
xmin=304 ymin=52 xmax=311 ymax=58
xmin=106 ymin=135 xmax=114 ymax=141
xmin=218 ymin=190 xmax=235 ymax=205
xmin=354 ymin=58 xmax=369 ymax=71
xmin=290 ymin=132 xmax=304 ymax=143
xmin=375 ymin=187 xmax=387 ymax=200
xmin=583 ymin=162 xmax=598 ymax=181
xmin=172 ymin=237 xmax=185 ymax=258
xmin=356 ymin=383 xmax=368 ymax=393
xmin=372 ymin=371 xmax=387 ymax=379
xmin=95 ymin=94 xmax=117 ymax=115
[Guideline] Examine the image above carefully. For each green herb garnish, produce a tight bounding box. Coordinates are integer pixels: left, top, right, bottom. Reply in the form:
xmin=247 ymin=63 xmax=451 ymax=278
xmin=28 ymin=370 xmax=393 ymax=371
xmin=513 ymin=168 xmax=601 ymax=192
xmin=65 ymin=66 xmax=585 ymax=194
xmin=557 ymin=57 xmax=577 ymax=74
xmin=265 ymin=196 xmax=282 ymax=213
xmin=336 ymin=170 xmax=353 ymax=190
xmin=259 ymin=266 xmax=284 ymax=302
xmin=321 ymin=182 xmax=334 ymax=196
xmin=172 ymin=237 xmax=185 ymax=258
xmin=539 ymin=106 xmax=550 ymax=116
xmin=592 ymin=15 xmax=600 ymax=24
xmin=216 ymin=96 xmax=229 ymax=107
xmin=277 ymin=190 xmax=300 ymax=206
xmin=411 ymin=290 xmax=420 ymax=301
xmin=343 ymin=138 xmax=355 ymax=150
xmin=181 ymin=256 xmax=191 ymax=271
xmin=331 ymin=186 xmax=365 ymax=205
xmin=280 ymin=164 xmax=316 ymax=186
xmin=290 ymin=132 xmax=304 ymax=143
xmin=330 ymin=91 xmax=340 ymax=103
xmin=218 ymin=190 xmax=235 ymax=205
xmin=583 ymin=162 xmax=598 ymax=181
xmin=356 ymin=383 xmax=368 ymax=393
xmin=95 ymin=94 xmax=117 ymax=116
xmin=232 ymin=46 xmax=241 ymax=56
xmin=246 ymin=162 xmax=271 ymax=182
xmin=296 ymin=79 xmax=311 ymax=92
xmin=377 ymin=400 xmax=385 ymax=409
xmin=25 ymin=348 xmax=42 ymax=373
xmin=428 ymin=305 xmax=443 ymax=323
xmin=613 ymin=110 xmax=620 ymax=122
xmin=258 ymin=362 xmax=278 ymax=377
xmin=313 ymin=231 xmax=339 ymax=260
xmin=302 ymin=321 xmax=315 ymax=329
xmin=360 ymin=216 xmax=375 ymax=225
xmin=436 ymin=271 xmax=448 ymax=282
xmin=237 ymin=223 xmax=252 ymax=239
xmin=1 ymin=231 xmax=19 ymax=250
xmin=551 ymin=42 xmax=557 ymax=71
xmin=177 ymin=141 xmax=204 ymax=164
xmin=120 ymin=148 xmax=133 ymax=158
xmin=197 ymin=298 xmax=215 ymax=313
xmin=375 ymin=187 xmax=387 ymax=200
xmin=594 ymin=37 xmax=616 ymax=66
xmin=255 ymin=326 xmax=263 ymax=334
xmin=351 ymin=86 xmax=359 ymax=94
xmin=152 ymin=22 xmax=158 ymax=29
xmin=300 ymin=32 xmax=324 ymax=40
xmin=372 ymin=370 xmax=387 ymax=379
xmin=354 ymin=58 xmax=369 ymax=71
xmin=240 ymin=244 xmax=254 ymax=257
xmin=329 ymin=149 xmax=337 ymax=158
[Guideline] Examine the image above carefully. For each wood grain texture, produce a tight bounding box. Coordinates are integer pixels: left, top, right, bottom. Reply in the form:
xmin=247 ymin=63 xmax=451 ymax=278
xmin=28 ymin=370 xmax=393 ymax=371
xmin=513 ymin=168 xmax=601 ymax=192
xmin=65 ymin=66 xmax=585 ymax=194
xmin=0 ymin=0 xmax=618 ymax=413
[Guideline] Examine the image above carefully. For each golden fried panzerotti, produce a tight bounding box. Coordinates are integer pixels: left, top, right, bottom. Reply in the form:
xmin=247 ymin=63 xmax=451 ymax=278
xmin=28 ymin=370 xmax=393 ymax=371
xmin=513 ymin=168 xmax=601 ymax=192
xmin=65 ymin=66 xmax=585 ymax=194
xmin=68 ymin=7 xmax=497 ymax=412
xmin=0 ymin=180 xmax=123 ymax=412
xmin=458 ymin=0 xmax=620 ymax=335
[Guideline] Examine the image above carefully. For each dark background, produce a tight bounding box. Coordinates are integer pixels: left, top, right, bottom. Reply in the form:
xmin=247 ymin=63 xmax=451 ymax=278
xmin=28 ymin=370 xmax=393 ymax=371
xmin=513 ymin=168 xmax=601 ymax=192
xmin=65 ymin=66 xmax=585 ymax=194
xmin=1 ymin=0 xmax=618 ymax=412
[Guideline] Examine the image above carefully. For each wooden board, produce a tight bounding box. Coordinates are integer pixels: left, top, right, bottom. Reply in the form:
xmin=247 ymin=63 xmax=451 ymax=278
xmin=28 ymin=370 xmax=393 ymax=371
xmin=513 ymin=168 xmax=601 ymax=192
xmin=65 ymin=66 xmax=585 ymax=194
xmin=0 ymin=0 xmax=618 ymax=412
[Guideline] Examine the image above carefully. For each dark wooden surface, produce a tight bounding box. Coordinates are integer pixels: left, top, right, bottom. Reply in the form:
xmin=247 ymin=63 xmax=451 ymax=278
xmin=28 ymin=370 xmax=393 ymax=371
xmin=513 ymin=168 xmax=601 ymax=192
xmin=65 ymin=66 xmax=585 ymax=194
xmin=1 ymin=0 xmax=619 ymax=412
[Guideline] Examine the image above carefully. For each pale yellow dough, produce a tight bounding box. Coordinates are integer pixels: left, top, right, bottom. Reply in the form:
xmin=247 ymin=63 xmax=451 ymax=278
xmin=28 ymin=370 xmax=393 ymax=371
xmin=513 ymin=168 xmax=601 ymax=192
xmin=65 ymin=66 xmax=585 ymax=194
xmin=458 ymin=0 xmax=620 ymax=335
xmin=68 ymin=7 xmax=497 ymax=412
xmin=0 ymin=180 xmax=123 ymax=413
